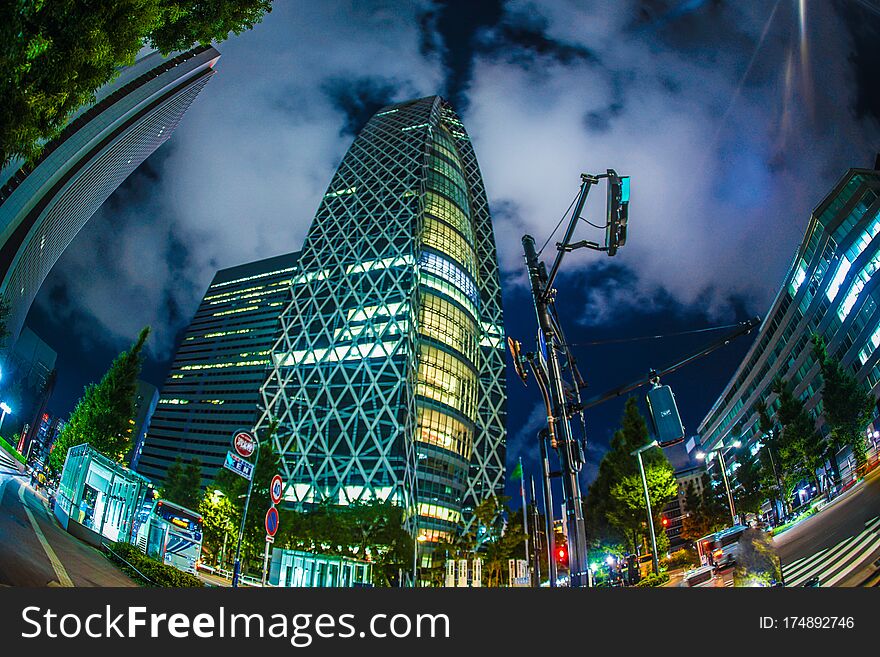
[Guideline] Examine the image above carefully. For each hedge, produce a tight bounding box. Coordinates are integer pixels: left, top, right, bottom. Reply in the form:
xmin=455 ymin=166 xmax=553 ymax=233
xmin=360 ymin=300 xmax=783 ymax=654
xmin=106 ymin=542 xmax=204 ymax=587
xmin=634 ymin=572 xmax=670 ymax=587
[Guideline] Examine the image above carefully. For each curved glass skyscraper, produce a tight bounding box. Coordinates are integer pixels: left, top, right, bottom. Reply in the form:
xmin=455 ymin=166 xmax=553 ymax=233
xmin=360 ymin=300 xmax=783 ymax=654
xmin=259 ymin=96 xmax=506 ymax=545
xmin=0 ymin=45 xmax=219 ymax=345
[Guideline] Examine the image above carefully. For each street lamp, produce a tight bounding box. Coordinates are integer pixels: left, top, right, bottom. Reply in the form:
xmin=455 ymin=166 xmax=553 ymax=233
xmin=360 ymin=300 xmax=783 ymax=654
xmin=413 ymin=532 xmax=428 ymax=587
xmin=631 ymin=440 xmax=660 ymax=576
xmin=0 ymin=401 xmax=11 ymax=433
xmin=696 ymin=438 xmax=741 ymax=525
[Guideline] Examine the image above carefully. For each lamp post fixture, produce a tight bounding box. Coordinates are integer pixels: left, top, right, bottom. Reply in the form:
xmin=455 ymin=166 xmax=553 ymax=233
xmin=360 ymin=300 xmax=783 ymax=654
xmin=0 ymin=402 xmax=11 ymax=434
xmin=631 ymin=440 xmax=660 ymax=576
xmin=696 ymin=439 xmax=741 ymax=525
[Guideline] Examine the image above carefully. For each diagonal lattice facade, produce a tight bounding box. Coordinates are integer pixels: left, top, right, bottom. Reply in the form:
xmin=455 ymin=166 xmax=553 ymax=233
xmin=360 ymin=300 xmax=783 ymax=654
xmin=258 ymin=96 xmax=506 ymax=544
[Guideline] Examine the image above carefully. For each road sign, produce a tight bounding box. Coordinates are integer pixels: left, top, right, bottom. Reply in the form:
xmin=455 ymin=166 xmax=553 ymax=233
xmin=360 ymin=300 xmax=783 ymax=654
xmin=224 ymin=450 xmax=254 ymax=481
xmin=265 ymin=507 xmax=279 ymax=537
xmin=270 ymin=474 xmax=283 ymax=505
xmin=265 ymin=535 xmax=274 ymax=544
xmin=233 ymin=430 xmax=256 ymax=458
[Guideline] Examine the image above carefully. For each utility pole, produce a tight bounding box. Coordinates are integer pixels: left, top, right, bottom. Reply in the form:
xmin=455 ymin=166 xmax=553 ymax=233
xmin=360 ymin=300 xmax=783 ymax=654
xmin=232 ymin=438 xmax=260 ymax=588
xmin=520 ymin=170 xmax=630 ymax=587
xmin=530 ymin=475 xmax=542 ymax=586
xmin=524 ymin=232 xmax=590 ymax=587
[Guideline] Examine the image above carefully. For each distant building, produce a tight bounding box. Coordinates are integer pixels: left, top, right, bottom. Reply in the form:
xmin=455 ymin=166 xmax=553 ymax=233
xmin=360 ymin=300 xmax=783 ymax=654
xmin=695 ymin=163 xmax=880 ymax=484
xmin=258 ymin=97 xmax=507 ymax=547
xmin=137 ymin=252 xmax=300 ymax=486
xmin=30 ymin=412 xmax=65 ymax=465
xmin=0 ymin=45 xmax=220 ymax=345
xmin=4 ymin=326 xmax=57 ymax=451
xmin=127 ymin=380 xmax=159 ymax=469
xmin=661 ymin=441 xmax=706 ymax=551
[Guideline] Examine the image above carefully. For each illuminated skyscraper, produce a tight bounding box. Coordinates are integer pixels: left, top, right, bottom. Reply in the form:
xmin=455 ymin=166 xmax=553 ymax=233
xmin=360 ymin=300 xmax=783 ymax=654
xmin=138 ymin=252 xmax=299 ymax=486
xmin=259 ymin=96 xmax=506 ymax=544
xmin=0 ymin=45 xmax=220 ymax=346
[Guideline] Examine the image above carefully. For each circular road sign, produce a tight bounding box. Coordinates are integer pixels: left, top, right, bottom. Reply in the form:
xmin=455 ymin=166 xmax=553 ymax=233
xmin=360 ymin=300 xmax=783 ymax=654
xmin=265 ymin=507 xmax=279 ymax=537
xmin=270 ymin=474 xmax=283 ymax=505
xmin=233 ymin=430 xmax=256 ymax=458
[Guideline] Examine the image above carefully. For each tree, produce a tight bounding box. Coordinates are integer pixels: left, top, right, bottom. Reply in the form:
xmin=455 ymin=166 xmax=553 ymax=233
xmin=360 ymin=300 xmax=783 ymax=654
xmin=199 ymin=487 xmax=236 ymax=567
xmin=734 ymin=447 xmax=765 ymax=519
xmin=586 ymin=397 xmax=677 ymax=554
xmin=755 ymin=399 xmax=787 ymax=517
xmin=680 ymin=473 xmax=729 ymax=542
xmin=0 ymin=2 xmax=273 ymax=167
xmin=812 ymin=334 xmax=874 ymax=478
xmin=161 ymin=456 xmax=203 ymax=508
xmin=50 ymin=327 xmax=150 ymax=471
xmin=772 ymin=377 xmax=825 ymax=493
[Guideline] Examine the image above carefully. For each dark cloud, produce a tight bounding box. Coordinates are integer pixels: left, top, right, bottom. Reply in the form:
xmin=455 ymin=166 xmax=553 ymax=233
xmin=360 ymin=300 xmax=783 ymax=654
xmin=321 ymin=76 xmax=413 ymax=137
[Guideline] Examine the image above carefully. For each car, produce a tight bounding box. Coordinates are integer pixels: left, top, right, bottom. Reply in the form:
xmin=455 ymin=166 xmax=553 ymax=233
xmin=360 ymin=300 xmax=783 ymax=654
xmin=683 ymin=565 xmax=716 ymax=587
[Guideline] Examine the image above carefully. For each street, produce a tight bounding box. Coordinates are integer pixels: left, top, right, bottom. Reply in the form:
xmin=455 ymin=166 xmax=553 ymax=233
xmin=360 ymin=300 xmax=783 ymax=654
xmin=0 ymin=467 xmax=136 ymax=587
xmin=775 ymin=467 xmax=880 ymax=586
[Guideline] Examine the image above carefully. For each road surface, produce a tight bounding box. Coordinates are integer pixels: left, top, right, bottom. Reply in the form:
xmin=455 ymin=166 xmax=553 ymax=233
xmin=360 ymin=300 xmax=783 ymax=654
xmin=0 ymin=469 xmax=136 ymax=587
xmin=775 ymin=467 xmax=880 ymax=586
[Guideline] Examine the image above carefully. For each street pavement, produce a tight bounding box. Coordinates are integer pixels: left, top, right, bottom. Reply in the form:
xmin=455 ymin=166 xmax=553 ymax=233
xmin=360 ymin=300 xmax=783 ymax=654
xmin=775 ymin=467 xmax=880 ymax=587
xmin=0 ymin=470 xmax=137 ymax=587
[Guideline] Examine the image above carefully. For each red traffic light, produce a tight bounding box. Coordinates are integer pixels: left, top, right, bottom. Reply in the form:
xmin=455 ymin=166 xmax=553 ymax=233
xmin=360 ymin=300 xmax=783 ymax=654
xmin=556 ymin=546 xmax=568 ymax=564
xmin=661 ymin=517 xmax=669 ymax=527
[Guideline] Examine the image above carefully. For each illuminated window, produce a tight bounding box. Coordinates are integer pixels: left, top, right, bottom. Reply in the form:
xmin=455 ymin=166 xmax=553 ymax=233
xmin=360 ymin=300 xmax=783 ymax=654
xmin=424 ymin=191 xmax=473 ymax=242
xmin=421 ymin=216 xmax=477 ymax=278
xmin=418 ymin=252 xmax=479 ymax=307
xmin=418 ymin=292 xmax=478 ymax=365
xmin=415 ymin=344 xmax=478 ymax=419
xmin=415 ymin=406 xmax=474 ymax=459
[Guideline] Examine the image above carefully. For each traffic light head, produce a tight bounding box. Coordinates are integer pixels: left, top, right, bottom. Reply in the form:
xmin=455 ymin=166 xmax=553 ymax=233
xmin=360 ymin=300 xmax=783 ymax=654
xmin=661 ymin=516 xmax=669 ymax=527
xmin=605 ymin=169 xmax=630 ymax=256
xmin=556 ymin=546 xmax=568 ymax=566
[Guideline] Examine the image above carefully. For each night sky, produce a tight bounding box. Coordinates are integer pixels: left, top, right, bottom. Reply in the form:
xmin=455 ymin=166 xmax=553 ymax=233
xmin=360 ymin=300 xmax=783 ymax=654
xmin=24 ymin=1 xmax=880 ymax=507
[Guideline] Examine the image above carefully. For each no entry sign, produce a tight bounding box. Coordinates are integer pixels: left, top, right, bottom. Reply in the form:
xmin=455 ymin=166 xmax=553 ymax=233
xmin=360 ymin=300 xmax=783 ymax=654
xmin=270 ymin=474 xmax=283 ymax=505
xmin=265 ymin=507 xmax=279 ymax=537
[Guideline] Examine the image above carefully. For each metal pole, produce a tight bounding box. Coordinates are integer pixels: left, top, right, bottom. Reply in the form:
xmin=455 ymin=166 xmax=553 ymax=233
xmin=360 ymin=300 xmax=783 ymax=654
xmin=717 ymin=449 xmax=737 ymax=525
xmin=523 ymin=234 xmax=590 ymax=587
xmin=530 ymin=475 xmax=542 ymax=586
xmin=539 ymin=430 xmax=557 ymax=586
xmin=635 ymin=448 xmax=659 ymax=576
xmin=519 ymin=457 xmax=530 ymax=585
xmin=232 ymin=439 xmax=260 ymax=588
xmin=412 ymin=534 xmax=419 ymax=588
xmin=261 ymin=538 xmax=271 ymax=586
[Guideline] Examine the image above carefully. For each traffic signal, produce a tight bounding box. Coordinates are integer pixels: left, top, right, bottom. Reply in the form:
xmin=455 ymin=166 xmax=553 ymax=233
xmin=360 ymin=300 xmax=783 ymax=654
xmin=646 ymin=383 xmax=685 ymax=444
xmin=556 ymin=545 xmax=569 ymax=567
xmin=661 ymin=516 xmax=669 ymax=528
xmin=605 ymin=169 xmax=629 ymax=256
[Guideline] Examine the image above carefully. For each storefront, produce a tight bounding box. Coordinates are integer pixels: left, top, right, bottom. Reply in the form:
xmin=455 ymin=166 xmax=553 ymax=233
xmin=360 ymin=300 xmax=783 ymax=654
xmin=54 ymin=443 xmax=154 ymax=547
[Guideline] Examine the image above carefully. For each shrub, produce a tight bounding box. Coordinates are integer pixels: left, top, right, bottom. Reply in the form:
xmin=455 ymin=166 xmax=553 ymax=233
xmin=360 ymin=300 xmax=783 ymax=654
xmin=106 ymin=542 xmax=204 ymax=587
xmin=634 ymin=572 xmax=670 ymax=587
xmin=662 ymin=548 xmax=699 ymax=570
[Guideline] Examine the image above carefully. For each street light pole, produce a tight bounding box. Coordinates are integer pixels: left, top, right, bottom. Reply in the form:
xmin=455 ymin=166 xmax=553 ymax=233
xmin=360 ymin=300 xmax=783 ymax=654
xmin=632 ymin=440 xmax=660 ymax=576
xmin=716 ymin=449 xmax=737 ymax=525
xmin=232 ymin=438 xmax=260 ymax=588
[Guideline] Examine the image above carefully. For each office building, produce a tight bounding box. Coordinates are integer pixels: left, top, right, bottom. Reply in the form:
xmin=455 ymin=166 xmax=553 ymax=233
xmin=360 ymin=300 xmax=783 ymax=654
xmin=127 ymin=380 xmax=159 ymax=469
xmin=137 ymin=252 xmax=299 ymax=486
xmin=695 ymin=163 xmax=880 ymax=476
xmin=258 ymin=96 xmax=507 ymax=545
xmin=0 ymin=45 xmax=220 ymax=345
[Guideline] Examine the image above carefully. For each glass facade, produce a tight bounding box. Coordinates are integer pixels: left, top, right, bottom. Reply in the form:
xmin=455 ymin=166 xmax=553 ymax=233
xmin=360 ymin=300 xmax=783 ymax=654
xmin=697 ymin=167 xmax=880 ymax=458
xmin=259 ymin=97 xmax=506 ymax=544
xmin=137 ymin=252 xmax=299 ymax=486
xmin=0 ymin=46 xmax=220 ymax=345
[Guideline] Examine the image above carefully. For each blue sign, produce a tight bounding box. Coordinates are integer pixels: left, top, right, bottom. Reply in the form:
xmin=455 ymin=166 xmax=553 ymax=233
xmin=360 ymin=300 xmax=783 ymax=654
xmin=265 ymin=506 xmax=279 ymax=536
xmin=223 ymin=450 xmax=254 ymax=481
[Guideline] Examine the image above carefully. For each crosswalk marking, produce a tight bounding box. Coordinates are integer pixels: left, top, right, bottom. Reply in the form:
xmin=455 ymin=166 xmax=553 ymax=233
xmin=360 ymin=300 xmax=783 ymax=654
xmin=0 ymin=450 xmax=20 ymax=470
xmin=782 ymin=516 xmax=880 ymax=587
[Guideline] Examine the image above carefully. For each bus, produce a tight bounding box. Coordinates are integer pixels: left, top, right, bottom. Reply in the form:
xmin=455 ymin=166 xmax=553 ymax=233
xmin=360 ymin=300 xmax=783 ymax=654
xmin=696 ymin=525 xmax=748 ymax=569
xmin=134 ymin=499 xmax=204 ymax=574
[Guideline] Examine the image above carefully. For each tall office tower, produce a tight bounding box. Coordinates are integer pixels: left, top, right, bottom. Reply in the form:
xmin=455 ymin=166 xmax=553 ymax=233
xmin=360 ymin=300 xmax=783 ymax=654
xmin=695 ymin=163 xmax=880 ymax=485
xmin=259 ymin=96 xmax=507 ymax=546
xmin=0 ymin=45 xmax=220 ymax=346
xmin=137 ymin=253 xmax=299 ymax=487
